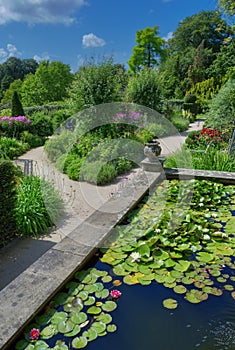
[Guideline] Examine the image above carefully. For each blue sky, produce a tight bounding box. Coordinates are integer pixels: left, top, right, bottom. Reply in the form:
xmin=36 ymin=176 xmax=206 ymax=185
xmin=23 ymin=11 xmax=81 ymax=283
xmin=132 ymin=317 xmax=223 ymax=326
xmin=0 ymin=0 xmax=218 ymax=72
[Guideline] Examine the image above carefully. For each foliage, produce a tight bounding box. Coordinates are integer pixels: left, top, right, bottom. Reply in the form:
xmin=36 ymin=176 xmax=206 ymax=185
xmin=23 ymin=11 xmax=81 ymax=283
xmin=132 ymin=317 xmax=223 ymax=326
xmin=186 ymin=77 xmax=222 ymax=112
xmin=218 ymin=0 xmax=235 ymax=16
xmin=0 ymin=137 xmax=29 ymax=159
xmin=125 ymin=68 xmax=162 ymax=112
xmin=0 ymin=160 xmax=19 ymax=247
xmin=11 ymin=90 xmax=25 ymax=117
xmin=21 ymin=61 xmax=73 ymax=106
xmin=16 ymin=176 xmax=64 ymax=237
xmin=1 ymin=79 xmax=23 ymax=105
xmin=68 ymin=58 xmax=124 ymax=112
xmin=101 ymin=179 xmax=235 ymax=308
xmin=128 ymin=26 xmax=166 ymax=73
xmin=171 ymin=116 xmax=190 ymax=132
xmin=30 ymin=113 xmax=54 ymax=137
xmin=185 ymin=128 xmax=227 ymax=150
xmin=80 ymin=161 xmax=118 ymax=185
xmin=20 ymin=131 xmax=46 ymax=148
xmin=66 ymin=157 xmax=83 ymax=180
xmin=15 ymin=266 xmax=120 ymax=349
xmin=0 ymin=115 xmax=31 ymax=138
xmin=205 ymin=79 xmax=235 ymax=128
xmin=165 ymin=146 xmax=235 ymax=172
xmin=0 ymin=57 xmax=38 ymax=100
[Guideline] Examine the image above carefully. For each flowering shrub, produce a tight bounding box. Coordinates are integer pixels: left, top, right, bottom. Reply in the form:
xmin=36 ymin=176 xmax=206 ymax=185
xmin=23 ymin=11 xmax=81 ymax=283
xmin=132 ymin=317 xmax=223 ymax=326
xmin=185 ymin=127 xmax=226 ymax=150
xmin=0 ymin=115 xmax=31 ymax=138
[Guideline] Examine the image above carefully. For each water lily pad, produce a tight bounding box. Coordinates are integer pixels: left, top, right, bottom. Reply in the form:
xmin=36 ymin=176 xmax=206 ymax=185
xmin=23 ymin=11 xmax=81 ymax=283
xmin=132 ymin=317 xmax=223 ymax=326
xmin=65 ymin=324 xmax=81 ymax=337
xmin=231 ymin=291 xmax=235 ymax=299
xmin=113 ymin=279 xmax=122 ymax=286
xmin=185 ymin=290 xmax=208 ymax=304
xmin=85 ymin=328 xmax=98 ymax=341
xmin=92 ymin=321 xmax=107 ymax=334
xmin=217 ymin=277 xmax=227 ymax=283
xmin=101 ymin=275 xmax=112 ymax=283
xmin=196 ymin=252 xmax=214 ymax=263
xmin=53 ymin=340 xmax=68 ymax=350
xmin=101 ymin=301 xmax=117 ymax=312
xmin=224 ymin=284 xmax=234 ymax=291
xmin=95 ymin=289 xmax=109 ymax=299
xmin=51 ymin=312 xmax=68 ymax=325
xmin=173 ymin=285 xmax=187 ymax=294
xmin=162 ymin=298 xmax=178 ymax=309
xmin=72 ymin=336 xmax=88 ymax=349
xmin=57 ymin=320 xmax=75 ymax=334
xmin=174 ymin=260 xmax=191 ymax=272
xmin=113 ymin=265 xmax=129 ymax=276
xmin=96 ymin=313 xmax=112 ymax=324
xmin=40 ymin=325 xmax=57 ymax=339
xmin=77 ymin=291 xmax=89 ymax=301
xmin=123 ymin=274 xmax=139 ymax=285
xmin=15 ymin=340 xmax=29 ymax=350
xmin=30 ymin=340 xmax=49 ymax=349
xmin=87 ymin=306 xmax=102 ymax=315
xmin=83 ymin=285 xmax=98 ymax=294
xmin=107 ymin=324 xmax=117 ymax=332
xmin=70 ymin=312 xmax=87 ymax=325
xmin=84 ymin=296 xmax=96 ymax=306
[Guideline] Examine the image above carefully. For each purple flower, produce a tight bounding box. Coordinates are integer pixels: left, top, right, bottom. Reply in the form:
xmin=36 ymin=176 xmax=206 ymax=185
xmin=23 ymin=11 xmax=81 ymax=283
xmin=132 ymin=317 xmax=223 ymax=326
xmin=30 ymin=328 xmax=40 ymax=340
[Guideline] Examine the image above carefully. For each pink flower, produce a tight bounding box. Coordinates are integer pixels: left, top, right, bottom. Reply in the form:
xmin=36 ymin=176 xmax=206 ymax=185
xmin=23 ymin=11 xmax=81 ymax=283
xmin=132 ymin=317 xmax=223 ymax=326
xmin=110 ymin=289 xmax=122 ymax=299
xmin=30 ymin=328 xmax=40 ymax=340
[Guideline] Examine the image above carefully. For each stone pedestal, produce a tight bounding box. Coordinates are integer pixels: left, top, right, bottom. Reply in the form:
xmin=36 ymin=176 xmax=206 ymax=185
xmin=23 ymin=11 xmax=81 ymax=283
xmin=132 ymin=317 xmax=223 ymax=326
xmin=141 ymin=157 xmax=164 ymax=172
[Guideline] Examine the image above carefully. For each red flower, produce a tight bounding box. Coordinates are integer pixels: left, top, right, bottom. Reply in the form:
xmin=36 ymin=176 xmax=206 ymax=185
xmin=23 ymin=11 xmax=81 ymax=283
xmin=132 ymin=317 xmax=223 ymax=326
xmin=30 ymin=328 xmax=40 ymax=340
xmin=110 ymin=289 xmax=122 ymax=299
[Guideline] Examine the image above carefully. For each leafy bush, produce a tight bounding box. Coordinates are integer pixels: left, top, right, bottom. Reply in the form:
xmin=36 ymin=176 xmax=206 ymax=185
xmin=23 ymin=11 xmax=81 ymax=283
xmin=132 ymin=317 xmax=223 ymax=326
xmin=0 ymin=160 xmax=19 ymax=247
xmin=31 ymin=113 xmax=54 ymax=137
xmin=171 ymin=116 xmax=190 ymax=132
xmin=68 ymin=57 xmax=124 ymax=112
xmin=0 ymin=137 xmax=29 ymax=159
xmin=80 ymin=161 xmax=118 ymax=185
xmin=205 ymin=79 xmax=235 ymax=129
xmin=125 ymin=68 xmax=162 ymax=112
xmin=66 ymin=158 xmax=83 ymax=180
xmin=185 ymin=128 xmax=227 ymax=150
xmin=165 ymin=147 xmax=235 ymax=172
xmin=20 ymin=131 xmax=45 ymax=148
xmin=16 ymin=176 xmax=64 ymax=237
xmin=11 ymin=90 xmax=25 ymax=117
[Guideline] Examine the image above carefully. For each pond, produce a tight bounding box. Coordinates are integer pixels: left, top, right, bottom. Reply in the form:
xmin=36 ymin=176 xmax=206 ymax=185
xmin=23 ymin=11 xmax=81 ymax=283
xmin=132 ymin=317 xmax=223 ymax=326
xmin=14 ymin=179 xmax=235 ymax=350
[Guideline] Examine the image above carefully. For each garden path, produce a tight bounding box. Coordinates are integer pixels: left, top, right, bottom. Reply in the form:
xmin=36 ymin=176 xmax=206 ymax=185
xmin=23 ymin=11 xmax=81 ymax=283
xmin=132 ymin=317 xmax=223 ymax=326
xmin=0 ymin=119 xmax=203 ymax=291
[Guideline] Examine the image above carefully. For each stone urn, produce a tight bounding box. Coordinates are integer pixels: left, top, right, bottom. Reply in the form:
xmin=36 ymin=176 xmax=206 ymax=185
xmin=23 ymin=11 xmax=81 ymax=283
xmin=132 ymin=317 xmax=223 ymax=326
xmin=144 ymin=138 xmax=161 ymax=162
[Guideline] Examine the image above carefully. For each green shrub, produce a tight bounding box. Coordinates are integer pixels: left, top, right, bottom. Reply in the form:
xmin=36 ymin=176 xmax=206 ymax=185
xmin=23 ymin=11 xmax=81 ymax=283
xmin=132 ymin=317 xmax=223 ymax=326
xmin=20 ymin=131 xmax=45 ymax=148
xmin=0 ymin=137 xmax=29 ymax=159
xmin=113 ymin=158 xmax=132 ymax=174
xmin=80 ymin=161 xmax=118 ymax=185
xmin=31 ymin=113 xmax=53 ymax=137
xmin=0 ymin=160 xmax=19 ymax=247
xmin=11 ymin=91 xmax=25 ymax=117
xmin=16 ymin=176 xmax=64 ymax=237
xmin=66 ymin=158 xmax=83 ymax=180
xmin=171 ymin=116 xmax=190 ymax=132
xmin=125 ymin=69 xmax=162 ymax=112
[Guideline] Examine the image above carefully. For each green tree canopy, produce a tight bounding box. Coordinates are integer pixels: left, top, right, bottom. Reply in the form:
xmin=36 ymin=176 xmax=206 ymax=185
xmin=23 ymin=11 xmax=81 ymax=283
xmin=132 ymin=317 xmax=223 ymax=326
xmin=128 ymin=26 xmax=166 ymax=73
xmin=218 ymin=0 xmax=235 ymax=16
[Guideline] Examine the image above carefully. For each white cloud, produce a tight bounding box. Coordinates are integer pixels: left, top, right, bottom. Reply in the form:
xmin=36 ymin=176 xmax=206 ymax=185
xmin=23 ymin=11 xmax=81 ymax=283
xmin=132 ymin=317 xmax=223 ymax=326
xmin=163 ymin=31 xmax=173 ymax=42
xmin=0 ymin=43 xmax=21 ymax=63
xmin=82 ymin=33 xmax=106 ymax=48
xmin=0 ymin=0 xmax=87 ymax=25
xmin=33 ymin=53 xmax=50 ymax=63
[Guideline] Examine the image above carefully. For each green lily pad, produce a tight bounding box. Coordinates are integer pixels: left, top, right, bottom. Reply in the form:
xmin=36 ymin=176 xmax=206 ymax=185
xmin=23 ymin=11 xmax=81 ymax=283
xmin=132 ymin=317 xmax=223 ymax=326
xmin=107 ymin=324 xmax=117 ymax=332
xmin=231 ymin=291 xmax=235 ymax=299
xmin=174 ymin=260 xmax=191 ymax=272
xmin=15 ymin=340 xmax=29 ymax=350
xmin=95 ymin=289 xmax=109 ymax=299
xmin=72 ymin=336 xmax=88 ymax=349
xmin=70 ymin=312 xmax=87 ymax=325
xmin=101 ymin=301 xmax=117 ymax=312
xmin=123 ymin=274 xmax=139 ymax=285
xmin=113 ymin=265 xmax=129 ymax=276
xmin=84 ymin=296 xmax=96 ymax=306
xmin=162 ymin=298 xmax=178 ymax=309
xmin=96 ymin=313 xmax=112 ymax=324
xmin=85 ymin=328 xmax=98 ymax=341
xmin=185 ymin=290 xmax=208 ymax=304
xmin=87 ymin=306 xmax=102 ymax=315
xmin=92 ymin=321 xmax=107 ymax=334
xmin=224 ymin=284 xmax=234 ymax=291
xmin=65 ymin=324 xmax=81 ymax=337
xmin=51 ymin=312 xmax=67 ymax=325
xmin=83 ymin=285 xmax=98 ymax=293
xmin=40 ymin=325 xmax=57 ymax=339
xmin=101 ymin=275 xmax=113 ymax=283
xmin=196 ymin=252 xmax=214 ymax=263
xmin=30 ymin=340 xmax=49 ymax=349
xmin=57 ymin=320 xmax=75 ymax=334
xmin=77 ymin=291 xmax=89 ymax=301
xmin=173 ymin=285 xmax=187 ymax=294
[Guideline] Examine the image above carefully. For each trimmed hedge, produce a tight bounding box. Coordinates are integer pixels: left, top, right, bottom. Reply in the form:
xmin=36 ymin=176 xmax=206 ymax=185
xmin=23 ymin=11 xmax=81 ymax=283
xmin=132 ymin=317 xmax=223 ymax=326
xmin=0 ymin=160 xmax=19 ymax=246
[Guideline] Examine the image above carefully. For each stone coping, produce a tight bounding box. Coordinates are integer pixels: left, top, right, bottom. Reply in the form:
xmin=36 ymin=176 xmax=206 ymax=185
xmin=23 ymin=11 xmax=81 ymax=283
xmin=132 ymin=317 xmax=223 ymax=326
xmin=0 ymin=171 xmax=162 ymax=350
xmin=164 ymin=167 xmax=235 ymax=184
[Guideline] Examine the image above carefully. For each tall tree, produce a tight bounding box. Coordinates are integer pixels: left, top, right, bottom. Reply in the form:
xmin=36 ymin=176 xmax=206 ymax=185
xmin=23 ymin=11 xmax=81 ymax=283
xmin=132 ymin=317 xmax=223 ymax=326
xmin=11 ymin=91 xmax=25 ymax=117
xmin=128 ymin=26 xmax=166 ymax=73
xmin=218 ymin=0 xmax=235 ymax=16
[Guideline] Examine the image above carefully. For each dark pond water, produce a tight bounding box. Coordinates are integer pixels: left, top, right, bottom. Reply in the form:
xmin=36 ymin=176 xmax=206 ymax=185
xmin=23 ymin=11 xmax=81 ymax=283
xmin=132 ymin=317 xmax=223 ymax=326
xmin=80 ymin=260 xmax=235 ymax=350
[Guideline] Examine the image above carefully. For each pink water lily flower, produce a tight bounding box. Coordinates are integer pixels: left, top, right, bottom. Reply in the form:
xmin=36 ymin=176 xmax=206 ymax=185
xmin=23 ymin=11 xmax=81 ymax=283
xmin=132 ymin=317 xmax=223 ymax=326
xmin=30 ymin=328 xmax=40 ymax=340
xmin=110 ymin=289 xmax=122 ymax=299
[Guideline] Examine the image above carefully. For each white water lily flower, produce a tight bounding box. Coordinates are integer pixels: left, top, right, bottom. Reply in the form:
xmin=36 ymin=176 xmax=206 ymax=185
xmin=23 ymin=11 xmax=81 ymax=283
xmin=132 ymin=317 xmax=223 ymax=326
xmin=211 ymin=213 xmax=218 ymax=218
xmin=155 ymin=228 xmax=161 ymax=233
xmin=130 ymin=252 xmax=141 ymax=262
xmin=203 ymin=234 xmax=211 ymax=240
xmin=191 ymin=245 xmax=197 ymax=253
xmin=157 ymin=259 xmax=164 ymax=266
xmin=198 ymin=203 xmax=204 ymax=207
xmin=221 ymin=232 xmax=227 ymax=238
